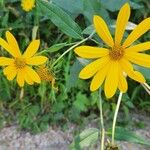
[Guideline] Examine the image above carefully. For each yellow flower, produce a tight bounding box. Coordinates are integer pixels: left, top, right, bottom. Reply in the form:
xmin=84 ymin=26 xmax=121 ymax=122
xmin=74 ymin=3 xmax=150 ymax=98
xmin=37 ymin=65 xmax=57 ymax=90
xmin=0 ymin=31 xmax=48 ymax=87
xmin=37 ymin=65 xmax=55 ymax=81
xmin=21 ymin=0 xmax=35 ymax=12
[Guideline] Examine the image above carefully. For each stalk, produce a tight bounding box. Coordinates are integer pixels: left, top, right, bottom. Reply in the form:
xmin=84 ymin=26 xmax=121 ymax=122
xmin=111 ymin=92 xmax=123 ymax=145
xmin=51 ymin=31 xmax=95 ymax=68
xmin=19 ymin=87 xmax=24 ymax=100
xmin=99 ymin=89 xmax=105 ymax=150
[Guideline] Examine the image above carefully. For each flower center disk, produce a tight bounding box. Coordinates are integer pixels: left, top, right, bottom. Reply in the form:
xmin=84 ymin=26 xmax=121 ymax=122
xmin=109 ymin=45 xmax=124 ymax=60
xmin=14 ymin=58 xmax=26 ymax=69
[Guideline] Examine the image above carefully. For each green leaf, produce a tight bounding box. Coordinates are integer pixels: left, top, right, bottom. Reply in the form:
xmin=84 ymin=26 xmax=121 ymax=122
xmin=90 ymin=92 xmax=98 ymax=106
xmin=83 ymin=0 xmax=110 ymax=23
xmin=69 ymin=128 xmax=99 ymax=149
xmin=101 ymin=0 xmax=143 ymax=12
xmin=48 ymin=43 xmax=67 ymax=52
xmin=1 ymin=11 xmax=9 ymax=27
xmin=29 ymin=105 xmax=40 ymax=116
xmin=131 ymin=85 xmax=141 ymax=101
xmin=52 ymin=0 xmax=83 ymax=18
xmin=0 ymin=77 xmax=11 ymax=100
xmin=41 ymin=43 xmax=67 ymax=54
xmin=0 ymin=0 xmax=4 ymax=7
xmin=37 ymin=0 xmax=82 ymax=39
xmin=53 ymin=0 xmax=110 ymax=24
xmin=139 ymin=101 xmax=150 ymax=108
xmin=52 ymin=101 xmax=65 ymax=113
xmin=122 ymin=105 xmax=130 ymax=121
xmin=82 ymin=25 xmax=94 ymax=35
xmin=38 ymin=82 xmax=46 ymax=99
xmin=122 ymin=94 xmax=134 ymax=109
xmin=108 ymin=127 xmax=150 ymax=146
xmin=73 ymin=92 xmax=89 ymax=112
xmin=66 ymin=60 xmax=83 ymax=90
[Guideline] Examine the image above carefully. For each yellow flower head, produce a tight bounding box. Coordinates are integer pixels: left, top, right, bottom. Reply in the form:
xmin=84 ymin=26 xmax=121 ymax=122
xmin=37 ymin=65 xmax=54 ymax=82
xmin=37 ymin=66 xmax=57 ymax=90
xmin=0 ymin=31 xmax=48 ymax=87
xmin=21 ymin=0 xmax=35 ymax=12
xmin=74 ymin=3 xmax=150 ymax=98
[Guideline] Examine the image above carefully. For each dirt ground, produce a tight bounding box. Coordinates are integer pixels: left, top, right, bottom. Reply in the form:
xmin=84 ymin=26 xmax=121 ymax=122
xmin=0 ymin=113 xmax=149 ymax=150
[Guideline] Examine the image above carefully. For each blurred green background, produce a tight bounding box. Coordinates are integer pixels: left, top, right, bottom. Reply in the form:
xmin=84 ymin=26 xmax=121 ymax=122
xmin=0 ymin=0 xmax=149 ymax=133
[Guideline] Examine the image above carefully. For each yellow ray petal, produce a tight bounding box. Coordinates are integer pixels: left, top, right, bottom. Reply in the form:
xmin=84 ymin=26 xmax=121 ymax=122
xmin=3 ymin=65 xmax=17 ymax=80
xmin=24 ymin=72 xmax=34 ymax=85
xmin=0 ymin=38 xmax=17 ymax=57
xmin=120 ymin=58 xmax=145 ymax=83
xmin=93 ymin=15 xmax=114 ymax=47
xmin=125 ymin=42 xmax=150 ymax=52
xmin=115 ymin=3 xmax=130 ymax=45
xmin=130 ymin=71 xmax=146 ymax=83
xmin=0 ymin=57 xmax=14 ymax=66
xmin=123 ymin=17 xmax=150 ymax=48
xmin=26 ymin=66 xmax=41 ymax=83
xmin=23 ymin=40 xmax=40 ymax=58
xmin=17 ymin=70 xmax=25 ymax=87
xmin=74 ymin=46 xmax=109 ymax=58
xmin=6 ymin=31 xmax=21 ymax=57
xmin=26 ymin=56 xmax=48 ymax=65
xmin=3 ymin=65 xmax=16 ymax=75
xmin=125 ymin=52 xmax=150 ymax=68
xmin=79 ymin=56 xmax=110 ymax=79
xmin=104 ymin=61 xmax=119 ymax=98
xmin=90 ymin=63 xmax=110 ymax=91
xmin=118 ymin=69 xmax=128 ymax=93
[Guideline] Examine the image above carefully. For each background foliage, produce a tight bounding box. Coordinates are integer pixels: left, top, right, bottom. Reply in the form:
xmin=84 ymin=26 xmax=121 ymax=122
xmin=0 ymin=0 xmax=149 ymax=134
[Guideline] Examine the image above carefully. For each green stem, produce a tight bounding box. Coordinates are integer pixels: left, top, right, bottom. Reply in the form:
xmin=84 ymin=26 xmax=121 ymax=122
xmin=51 ymin=31 xmax=95 ymax=68
xmin=90 ymin=38 xmax=101 ymax=45
xmin=19 ymin=87 xmax=24 ymax=100
xmin=99 ymin=89 xmax=105 ymax=150
xmin=37 ymin=42 xmax=78 ymax=55
xmin=32 ymin=26 xmax=38 ymax=40
xmin=141 ymin=83 xmax=150 ymax=95
xmin=32 ymin=6 xmax=39 ymax=40
xmin=143 ymin=82 xmax=150 ymax=90
xmin=112 ymin=92 xmax=123 ymax=145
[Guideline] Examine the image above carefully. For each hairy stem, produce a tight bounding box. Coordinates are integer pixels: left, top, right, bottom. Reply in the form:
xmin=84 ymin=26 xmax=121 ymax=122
xmin=99 ymin=89 xmax=105 ymax=150
xmin=141 ymin=82 xmax=150 ymax=95
xmin=143 ymin=82 xmax=150 ymax=90
xmin=19 ymin=88 xmax=24 ymax=100
xmin=51 ymin=31 xmax=95 ymax=68
xmin=112 ymin=92 xmax=123 ymax=145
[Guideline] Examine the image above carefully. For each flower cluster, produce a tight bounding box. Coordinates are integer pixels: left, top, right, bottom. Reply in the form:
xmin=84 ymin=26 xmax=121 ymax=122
xmin=0 ymin=3 xmax=150 ymax=99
